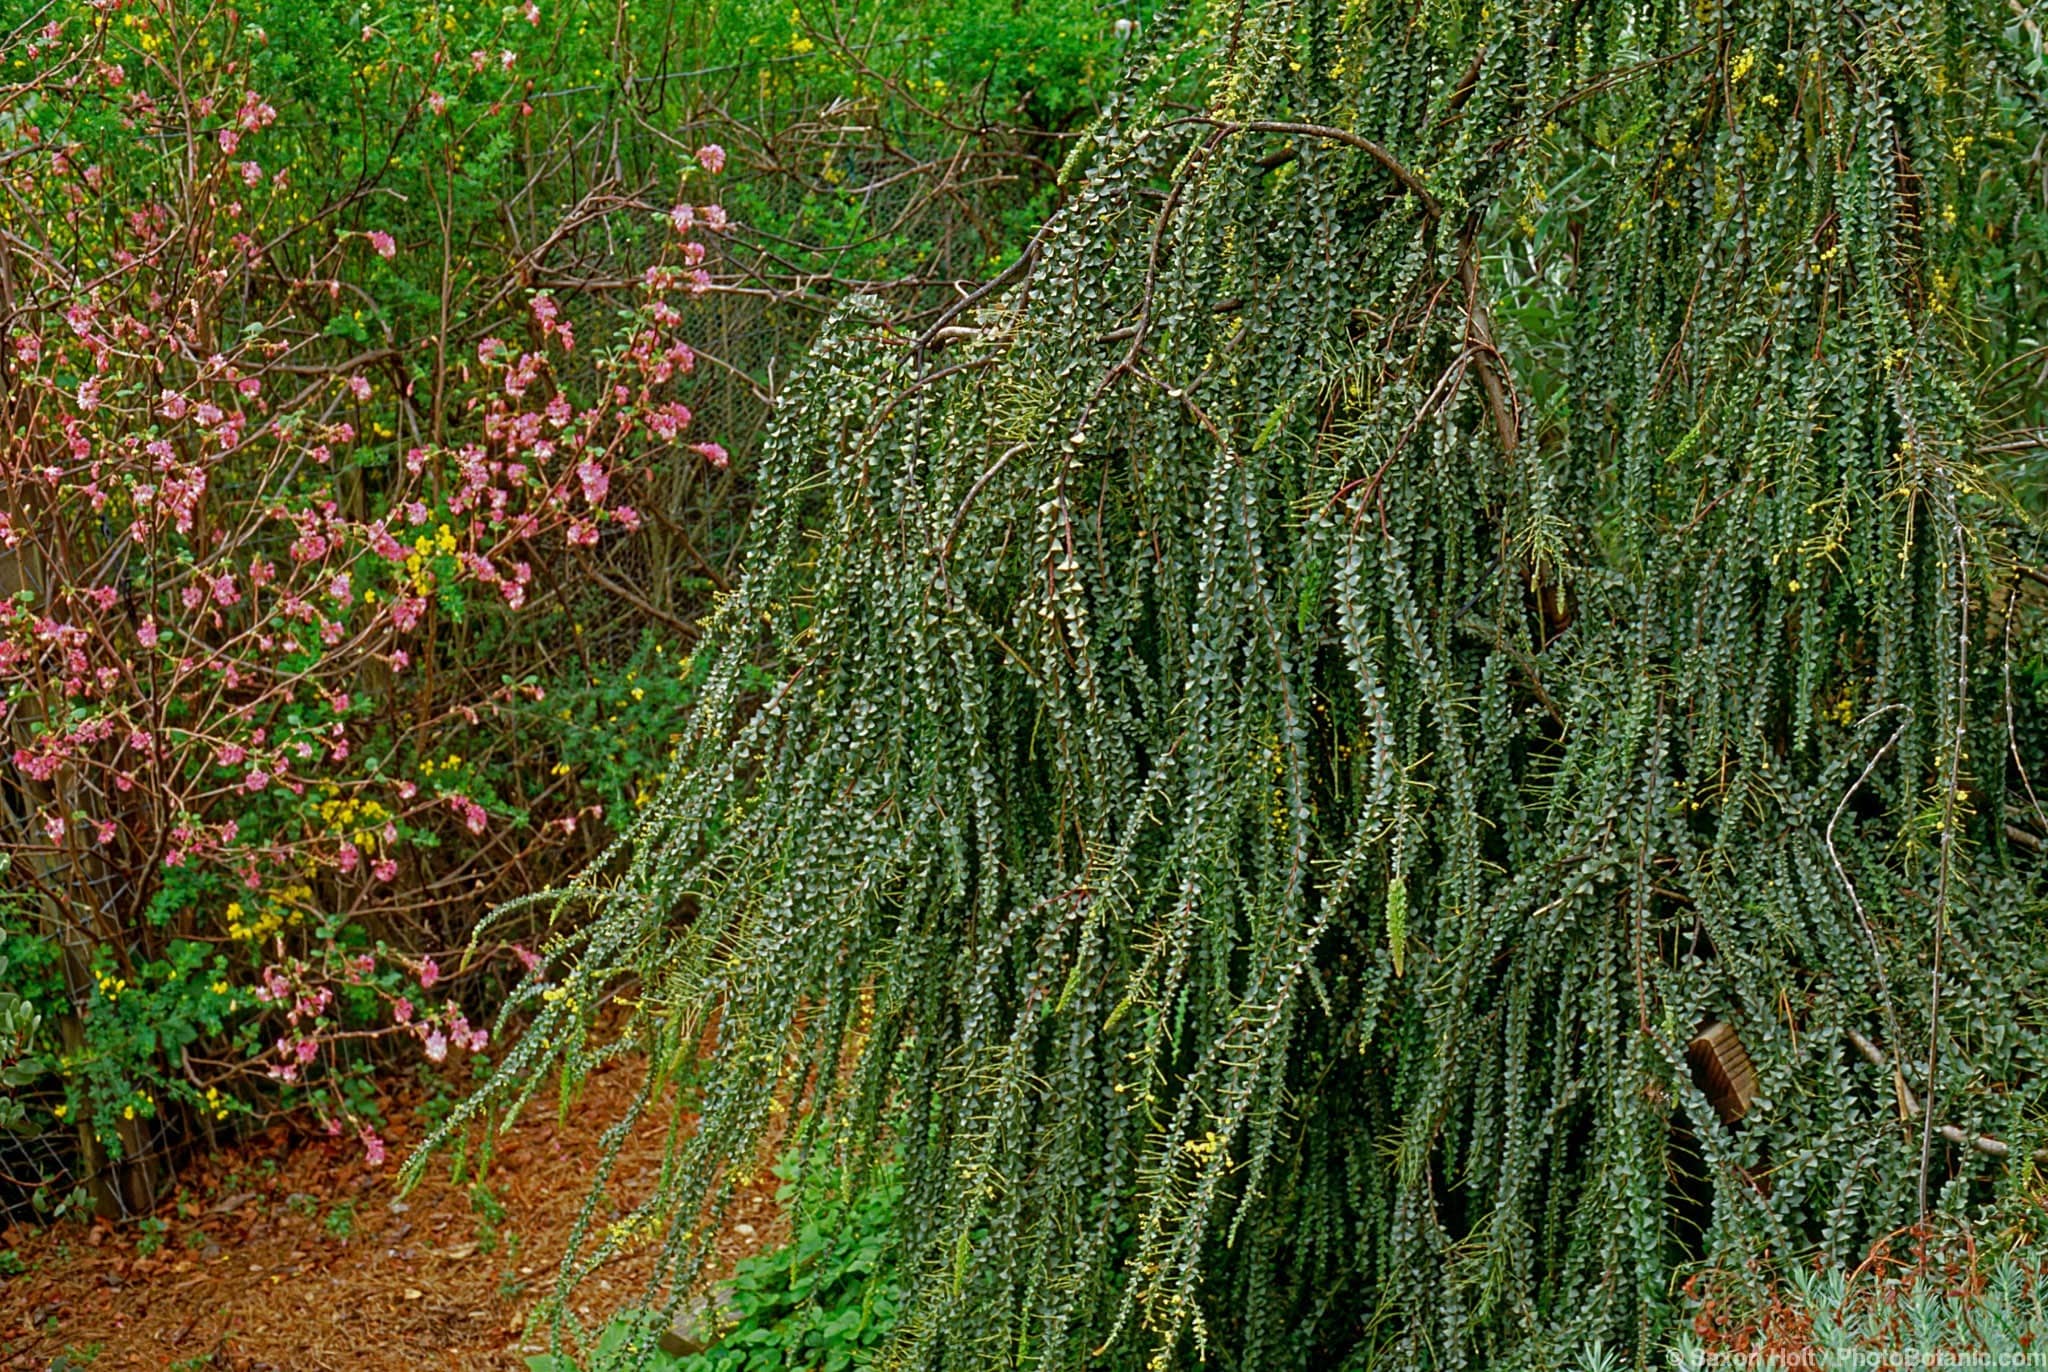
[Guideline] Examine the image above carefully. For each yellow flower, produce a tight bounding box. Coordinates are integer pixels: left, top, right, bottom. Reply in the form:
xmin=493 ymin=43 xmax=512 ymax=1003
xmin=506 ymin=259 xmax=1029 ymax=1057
xmin=53 ymin=1104 xmax=67 ymax=1119
xmin=212 ymin=980 xmax=230 ymax=996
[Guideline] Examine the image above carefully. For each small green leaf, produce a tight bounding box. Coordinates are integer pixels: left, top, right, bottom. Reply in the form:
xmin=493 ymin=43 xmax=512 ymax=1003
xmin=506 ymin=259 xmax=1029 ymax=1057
xmin=1387 ymin=877 xmax=1407 ymax=979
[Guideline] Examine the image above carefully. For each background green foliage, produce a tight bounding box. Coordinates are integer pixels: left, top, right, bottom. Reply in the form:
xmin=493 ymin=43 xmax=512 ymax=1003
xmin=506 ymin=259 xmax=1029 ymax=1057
xmin=0 ymin=0 xmax=1134 ymax=1216
xmin=1 ymin=862 xmax=50 ymax=1139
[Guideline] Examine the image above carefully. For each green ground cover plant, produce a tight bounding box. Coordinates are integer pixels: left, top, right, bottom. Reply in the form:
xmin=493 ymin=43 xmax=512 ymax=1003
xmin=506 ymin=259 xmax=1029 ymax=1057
xmin=531 ymin=1154 xmax=904 ymax=1372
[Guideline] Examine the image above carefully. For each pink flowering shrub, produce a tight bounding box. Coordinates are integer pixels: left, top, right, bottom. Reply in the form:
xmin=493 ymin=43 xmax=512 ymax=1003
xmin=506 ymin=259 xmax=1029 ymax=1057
xmin=0 ymin=2 xmax=731 ymax=1192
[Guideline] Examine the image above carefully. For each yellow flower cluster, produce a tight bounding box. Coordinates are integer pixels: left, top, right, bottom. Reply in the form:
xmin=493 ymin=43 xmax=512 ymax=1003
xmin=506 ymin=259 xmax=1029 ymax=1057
xmin=95 ymin=970 xmax=129 ymax=999
xmin=414 ymin=524 xmax=460 ymax=558
xmin=397 ymin=526 xmax=460 ymax=596
xmin=224 ymin=900 xmax=267 ymax=941
xmin=541 ymin=982 xmax=590 ymax=1016
xmin=225 ymin=884 xmax=313 ymax=941
xmin=318 ymin=794 xmax=391 ymax=850
xmin=602 ymin=1212 xmax=662 ymax=1251
xmin=121 ymin=9 xmax=162 ymax=52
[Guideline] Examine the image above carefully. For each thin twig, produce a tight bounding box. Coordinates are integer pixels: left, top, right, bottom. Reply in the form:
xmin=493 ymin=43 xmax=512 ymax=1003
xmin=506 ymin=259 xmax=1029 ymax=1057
xmin=1181 ymin=118 xmax=1441 ymax=219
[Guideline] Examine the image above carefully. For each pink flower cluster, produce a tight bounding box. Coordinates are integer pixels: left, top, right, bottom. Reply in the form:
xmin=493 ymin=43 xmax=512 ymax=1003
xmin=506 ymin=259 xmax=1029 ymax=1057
xmin=0 ymin=12 xmax=728 ymax=1164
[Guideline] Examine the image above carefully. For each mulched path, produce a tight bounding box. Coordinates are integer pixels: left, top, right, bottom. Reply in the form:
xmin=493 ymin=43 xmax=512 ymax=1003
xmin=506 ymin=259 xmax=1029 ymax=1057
xmin=0 ymin=1056 xmax=783 ymax=1370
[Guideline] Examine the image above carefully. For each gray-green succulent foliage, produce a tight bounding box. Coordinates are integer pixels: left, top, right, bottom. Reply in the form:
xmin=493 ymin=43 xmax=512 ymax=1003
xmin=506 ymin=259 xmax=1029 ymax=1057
xmin=419 ymin=0 xmax=2048 ymax=1365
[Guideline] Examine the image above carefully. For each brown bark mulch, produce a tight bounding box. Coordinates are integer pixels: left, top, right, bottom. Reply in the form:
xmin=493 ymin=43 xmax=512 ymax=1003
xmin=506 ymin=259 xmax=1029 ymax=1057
xmin=1 ymin=1056 xmax=782 ymax=1370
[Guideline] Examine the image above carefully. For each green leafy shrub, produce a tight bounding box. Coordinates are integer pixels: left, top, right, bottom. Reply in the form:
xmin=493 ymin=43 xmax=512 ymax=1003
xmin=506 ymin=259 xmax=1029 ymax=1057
xmin=0 ymin=0 xmax=733 ymax=1210
xmin=429 ymin=0 xmax=2048 ymax=1366
xmin=527 ymin=1157 xmax=902 ymax=1372
xmin=544 ymin=634 xmax=711 ymax=824
xmin=0 ymin=871 xmax=51 ymax=1138
xmin=681 ymin=1163 xmax=903 ymax=1372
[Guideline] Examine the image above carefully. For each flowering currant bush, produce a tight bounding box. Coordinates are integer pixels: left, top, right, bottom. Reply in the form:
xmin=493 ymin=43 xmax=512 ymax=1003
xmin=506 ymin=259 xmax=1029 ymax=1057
xmin=0 ymin=1 xmax=730 ymax=1184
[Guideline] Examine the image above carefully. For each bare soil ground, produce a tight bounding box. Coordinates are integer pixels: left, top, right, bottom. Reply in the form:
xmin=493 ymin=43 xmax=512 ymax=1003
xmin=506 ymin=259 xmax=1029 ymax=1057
xmin=0 ymin=1056 xmax=782 ymax=1370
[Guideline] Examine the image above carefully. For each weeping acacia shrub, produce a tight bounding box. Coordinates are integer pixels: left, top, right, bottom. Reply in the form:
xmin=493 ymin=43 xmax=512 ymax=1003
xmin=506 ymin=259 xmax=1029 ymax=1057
xmin=421 ymin=0 xmax=2048 ymax=1365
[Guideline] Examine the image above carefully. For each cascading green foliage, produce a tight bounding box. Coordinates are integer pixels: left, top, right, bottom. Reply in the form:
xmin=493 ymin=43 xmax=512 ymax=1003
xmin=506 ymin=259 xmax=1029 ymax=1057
xmin=422 ymin=0 xmax=2048 ymax=1365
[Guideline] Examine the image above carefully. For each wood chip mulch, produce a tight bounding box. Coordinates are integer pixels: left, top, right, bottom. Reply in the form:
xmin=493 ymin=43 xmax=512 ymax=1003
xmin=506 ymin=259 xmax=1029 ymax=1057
xmin=0 ymin=1056 xmax=784 ymax=1370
